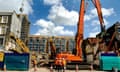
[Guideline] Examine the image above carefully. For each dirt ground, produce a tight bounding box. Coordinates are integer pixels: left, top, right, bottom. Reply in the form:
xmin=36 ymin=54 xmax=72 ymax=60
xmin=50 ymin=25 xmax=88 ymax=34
xmin=1 ymin=67 xmax=106 ymax=72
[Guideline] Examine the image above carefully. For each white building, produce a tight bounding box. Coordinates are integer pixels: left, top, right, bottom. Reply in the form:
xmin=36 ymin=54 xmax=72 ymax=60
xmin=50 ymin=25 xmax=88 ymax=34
xmin=0 ymin=10 xmax=22 ymax=50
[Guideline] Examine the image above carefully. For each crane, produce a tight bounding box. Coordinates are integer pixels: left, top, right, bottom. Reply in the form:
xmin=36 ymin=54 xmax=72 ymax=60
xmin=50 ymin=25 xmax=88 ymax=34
xmin=54 ymin=0 xmax=104 ymax=69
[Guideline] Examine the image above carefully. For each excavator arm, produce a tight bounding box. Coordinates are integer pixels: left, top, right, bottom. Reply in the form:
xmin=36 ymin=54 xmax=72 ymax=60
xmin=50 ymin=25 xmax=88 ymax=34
xmin=10 ymin=34 xmax=29 ymax=53
xmin=75 ymin=0 xmax=85 ymax=58
xmin=49 ymin=37 xmax=56 ymax=59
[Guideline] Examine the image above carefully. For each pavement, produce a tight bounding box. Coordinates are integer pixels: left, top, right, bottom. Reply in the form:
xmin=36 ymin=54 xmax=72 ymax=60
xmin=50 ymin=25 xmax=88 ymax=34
xmin=0 ymin=67 xmax=106 ymax=72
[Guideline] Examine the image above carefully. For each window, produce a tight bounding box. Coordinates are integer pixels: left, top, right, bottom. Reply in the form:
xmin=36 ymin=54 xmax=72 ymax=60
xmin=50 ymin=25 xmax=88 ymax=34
xmin=0 ymin=16 xmax=8 ymax=23
xmin=0 ymin=26 xmax=6 ymax=34
xmin=0 ymin=16 xmax=2 ymax=22
xmin=39 ymin=39 xmax=45 ymax=44
xmin=2 ymin=16 xmax=8 ymax=23
xmin=36 ymin=38 xmax=39 ymax=42
xmin=0 ymin=38 xmax=4 ymax=46
xmin=29 ymin=38 xmax=33 ymax=42
xmin=117 ymin=28 xmax=120 ymax=32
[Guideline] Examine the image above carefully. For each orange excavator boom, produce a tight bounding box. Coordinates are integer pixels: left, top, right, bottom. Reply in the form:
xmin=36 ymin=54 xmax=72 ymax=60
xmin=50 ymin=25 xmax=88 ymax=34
xmin=92 ymin=0 xmax=105 ymax=32
xmin=75 ymin=0 xmax=85 ymax=58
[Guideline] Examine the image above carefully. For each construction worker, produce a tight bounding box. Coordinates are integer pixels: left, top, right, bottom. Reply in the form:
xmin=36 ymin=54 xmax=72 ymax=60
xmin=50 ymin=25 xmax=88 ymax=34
xmin=31 ymin=52 xmax=37 ymax=68
xmin=33 ymin=59 xmax=37 ymax=67
xmin=62 ymin=58 xmax=66 ymax=72
xmin=117 ymin=49 xmax=120 ymax=56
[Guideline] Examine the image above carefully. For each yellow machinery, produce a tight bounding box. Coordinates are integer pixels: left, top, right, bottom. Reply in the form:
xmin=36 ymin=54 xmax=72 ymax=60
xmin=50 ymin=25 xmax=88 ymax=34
xmin=0 ymin=33 xmax=30 ymax=70
xmin=9 ymin=33 xmax=29 ymax=53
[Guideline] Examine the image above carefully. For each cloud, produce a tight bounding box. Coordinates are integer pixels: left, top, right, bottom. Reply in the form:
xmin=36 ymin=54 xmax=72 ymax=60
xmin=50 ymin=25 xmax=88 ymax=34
xmin=35 ymin=19 xmax=54 ymax=28
xmin=35 ymin=0 xmax=116 ymax=37
xmin=0 ymin=0 xmax=33 ymax=15
xmin=34 ymin=19 xmax=74 ymax=36
xmin=89 ymin=31 xmax=99 ymax=37
xmin=35 ymin=28 xmax=49 ymax=36
xmin=88 ymin=18 xmax=110 ymax=38
xmin=85 ymin=8 xmax=115 ymax=21
xmin=53 ymin=26 xmax=74 ymax=36
xmin=88 ymin=19 xmax=109 ymax=37
xmin=91 ymin=19 xmax=109 ymax=26
xmin=48 ymin=4 xmax=79 ymax=26
xmin=43 ymin=0 xmax=61 ymax=5
xmin=85 ymin=8 xmax=114 ymax=38
xmin=84 ymin=15 xmax=93 ymax=21
xmin=91 ymin=8 xmax=115 ymax=17
xmin=34 ymin=0 xmax=76 ymax=36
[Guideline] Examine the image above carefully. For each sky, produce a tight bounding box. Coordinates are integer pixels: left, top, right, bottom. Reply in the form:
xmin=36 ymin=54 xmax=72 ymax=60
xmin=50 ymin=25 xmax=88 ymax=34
xmin=0 ymin=0 xmax=120 ymax=39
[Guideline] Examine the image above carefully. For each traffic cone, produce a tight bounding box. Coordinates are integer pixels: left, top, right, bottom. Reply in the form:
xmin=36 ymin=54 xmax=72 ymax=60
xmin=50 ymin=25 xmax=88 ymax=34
xmin=76 ymin=65 xmax=78 ymax=72
xmin=4 ymin=64 xmax=6 ymax=72
xmin=50 ymin=65 xmax=53 ymax=72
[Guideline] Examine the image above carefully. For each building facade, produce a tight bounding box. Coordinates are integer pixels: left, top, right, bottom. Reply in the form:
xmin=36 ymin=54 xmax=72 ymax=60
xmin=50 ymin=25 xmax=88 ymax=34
xmin=27 ymin=35 xmax=75 ymax=54
xmin=0 ymin=11 xmax=22 ymax=50
xmin=28 ymin=35 xmax=47 ymax=53
xmin=0 ymin=10 xmax=30 ymax=51
xmin=17 ymin=14 xmax=30 ymax=44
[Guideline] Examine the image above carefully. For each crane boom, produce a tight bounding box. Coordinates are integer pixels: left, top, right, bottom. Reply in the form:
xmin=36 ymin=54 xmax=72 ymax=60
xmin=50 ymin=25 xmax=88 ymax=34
xmin=76 ymin=0 xmax=85 ymax=57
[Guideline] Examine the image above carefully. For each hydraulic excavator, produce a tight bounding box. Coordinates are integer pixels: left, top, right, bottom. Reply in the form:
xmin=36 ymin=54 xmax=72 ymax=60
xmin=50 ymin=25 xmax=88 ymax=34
xmin=37 ymin=37 xmax=57 ymax=67
xmin=54 ymin=0 xmax=105 ymax=69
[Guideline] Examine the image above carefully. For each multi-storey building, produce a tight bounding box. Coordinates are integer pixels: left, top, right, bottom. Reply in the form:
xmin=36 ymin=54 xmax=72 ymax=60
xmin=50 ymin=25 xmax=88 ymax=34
xmin=53 ymin=36 xmax=67 ymax=53
xmin=0 ymin=10 xmax=21 ymax=50
xmin=17 ymin=14 xmax=30 ymax=44
xmin=27 ymin=35 xmax=75 ymax=54
xmin=0 ymin=10 xmax=30 ymax=51
xmin=53 ymin=36 xmax=75 ymax=53
xmin=28 ymin=35 xmax=48 ymax=53
xmin=67 ymin=38 xmax=75 ymax=52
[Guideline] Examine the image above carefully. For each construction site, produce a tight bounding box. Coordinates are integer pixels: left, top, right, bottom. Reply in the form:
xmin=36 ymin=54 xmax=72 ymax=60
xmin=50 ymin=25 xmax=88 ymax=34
xmin=0 ymin=0 xmax=120 ymax=72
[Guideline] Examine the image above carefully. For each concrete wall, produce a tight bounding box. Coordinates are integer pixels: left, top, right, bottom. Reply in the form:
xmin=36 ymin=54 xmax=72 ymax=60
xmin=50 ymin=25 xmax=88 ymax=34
xmin=11 ymin=11 xmax=21 ymax=38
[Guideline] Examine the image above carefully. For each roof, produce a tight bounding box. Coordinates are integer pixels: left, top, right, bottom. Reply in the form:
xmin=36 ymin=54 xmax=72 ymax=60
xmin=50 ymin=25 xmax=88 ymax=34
xmin=0 ymin=10 xmax=16 ymax=15
xmin=28 ymin=35 xmax=75 ymax=40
